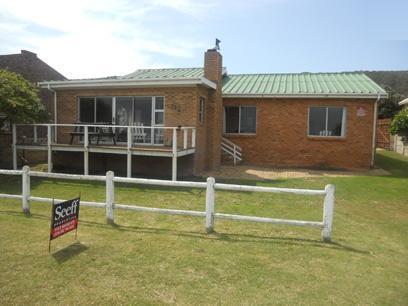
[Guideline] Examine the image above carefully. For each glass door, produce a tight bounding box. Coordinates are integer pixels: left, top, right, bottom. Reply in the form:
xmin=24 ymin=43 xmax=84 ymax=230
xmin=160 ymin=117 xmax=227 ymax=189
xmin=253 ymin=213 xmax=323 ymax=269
xmin=115 ymin=97 xmax=133 ymax=143
xmin=133 ymin=97 xmax=152 ymax=145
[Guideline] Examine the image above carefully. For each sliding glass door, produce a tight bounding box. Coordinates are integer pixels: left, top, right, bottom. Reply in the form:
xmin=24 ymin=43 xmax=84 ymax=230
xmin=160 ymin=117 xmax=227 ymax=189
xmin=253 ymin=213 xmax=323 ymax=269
xmin=79 ymin=96 xmax=165 ymax=145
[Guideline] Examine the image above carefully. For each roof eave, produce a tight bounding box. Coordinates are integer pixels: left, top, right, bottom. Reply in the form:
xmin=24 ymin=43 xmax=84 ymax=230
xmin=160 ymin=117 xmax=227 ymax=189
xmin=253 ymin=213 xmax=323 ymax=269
xmin=222 ymin=93 xmax=388 ymax=99
xmin=38 ymin=77 xmax=217 ymax=90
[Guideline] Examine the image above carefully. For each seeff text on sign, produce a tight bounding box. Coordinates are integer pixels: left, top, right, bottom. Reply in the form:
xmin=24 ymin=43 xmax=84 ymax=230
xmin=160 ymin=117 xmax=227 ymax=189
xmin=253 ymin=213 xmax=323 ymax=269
xmin=50 ymin=197 xmax=80 ymax=240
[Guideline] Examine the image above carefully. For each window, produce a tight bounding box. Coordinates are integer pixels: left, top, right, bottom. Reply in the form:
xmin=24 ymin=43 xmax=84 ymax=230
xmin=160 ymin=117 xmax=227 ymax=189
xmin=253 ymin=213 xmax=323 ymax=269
xmin=224 ymin=106 xmax=256 ymax=134
xmin=78 ymin=97 xmax=113 ymax=123
xmin=79 ymin=98 xmax=95 ymax=123
xmin=199 ymin=97 xmax=205 ymax=124
xmin=308 ymin=106 xmax=346 ymax=137
xmin=154 ymin=97 xmax=164 ymax=126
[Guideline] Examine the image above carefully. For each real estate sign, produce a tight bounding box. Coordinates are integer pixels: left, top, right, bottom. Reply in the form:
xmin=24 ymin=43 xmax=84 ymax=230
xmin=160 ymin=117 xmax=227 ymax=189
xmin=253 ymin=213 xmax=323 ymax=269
xmin=50 ymin=197 xmax=80 ymax=241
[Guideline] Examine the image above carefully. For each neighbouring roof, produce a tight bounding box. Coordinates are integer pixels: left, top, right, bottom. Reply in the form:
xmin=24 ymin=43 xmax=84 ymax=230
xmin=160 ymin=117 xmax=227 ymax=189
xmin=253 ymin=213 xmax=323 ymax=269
xmin=399 ymin=98 xmax=408 ymax=106
xmin=222 ymin=72 xmax=388 ymax=98
xmin=0 ymin=50 xmax=66 ymax=82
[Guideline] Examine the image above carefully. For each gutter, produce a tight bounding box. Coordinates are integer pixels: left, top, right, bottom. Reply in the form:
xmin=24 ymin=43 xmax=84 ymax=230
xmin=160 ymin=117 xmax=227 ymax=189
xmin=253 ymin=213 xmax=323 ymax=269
xmin=38 ymin=77 xmax=217 ymax=90
xmin=371 ymin=93 xmax=381 ymax=167
xmin=222 ymin=93 xmax=389 ymax=99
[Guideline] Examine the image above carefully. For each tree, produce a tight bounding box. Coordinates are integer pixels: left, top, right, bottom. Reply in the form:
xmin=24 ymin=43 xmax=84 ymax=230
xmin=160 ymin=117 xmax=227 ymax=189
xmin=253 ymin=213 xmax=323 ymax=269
xmin=0 ymin=69 xmax=48 ymax=124
xmin=378 ymin=86 xmax=405 ymax=119
xmin=390 ymin=107 xmax=408 ymax=138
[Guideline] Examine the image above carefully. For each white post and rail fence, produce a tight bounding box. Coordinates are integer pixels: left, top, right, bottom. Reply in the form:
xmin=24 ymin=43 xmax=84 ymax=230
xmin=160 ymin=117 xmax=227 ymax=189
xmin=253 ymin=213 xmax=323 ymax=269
xmin=0 ymin=166 xmax=335 ymax=241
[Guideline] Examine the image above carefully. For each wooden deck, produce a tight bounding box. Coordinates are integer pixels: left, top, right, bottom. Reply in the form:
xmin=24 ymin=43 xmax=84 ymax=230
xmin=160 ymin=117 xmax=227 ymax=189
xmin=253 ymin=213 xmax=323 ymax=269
xmin=15 ymin=143 xmax=195 ymax=157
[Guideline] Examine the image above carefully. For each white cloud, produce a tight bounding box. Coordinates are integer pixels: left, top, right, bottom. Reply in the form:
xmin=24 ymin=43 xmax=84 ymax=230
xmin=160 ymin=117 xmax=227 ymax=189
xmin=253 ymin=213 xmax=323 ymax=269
xmin=0 ymin=0 xmax=214 ymax=79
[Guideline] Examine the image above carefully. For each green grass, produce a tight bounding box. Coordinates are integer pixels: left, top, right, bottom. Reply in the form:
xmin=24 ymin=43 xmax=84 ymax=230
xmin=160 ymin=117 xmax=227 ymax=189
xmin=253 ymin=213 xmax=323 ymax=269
xmin=0 ymin=150 xmax=407 ymax=305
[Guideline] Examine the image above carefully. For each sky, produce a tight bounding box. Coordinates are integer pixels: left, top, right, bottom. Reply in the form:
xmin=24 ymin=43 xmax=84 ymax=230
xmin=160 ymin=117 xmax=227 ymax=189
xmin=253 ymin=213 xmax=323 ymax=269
xmin=0 ymin=0 xmax=407 ymax=79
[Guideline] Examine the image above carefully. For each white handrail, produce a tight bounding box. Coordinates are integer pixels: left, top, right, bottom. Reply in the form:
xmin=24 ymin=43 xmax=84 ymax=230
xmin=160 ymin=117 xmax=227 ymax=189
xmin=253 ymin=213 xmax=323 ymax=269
xmin=0 ymin=167 xmax=335 ymax=241
xmin=221 ymin=137 xmax=243 ymax=165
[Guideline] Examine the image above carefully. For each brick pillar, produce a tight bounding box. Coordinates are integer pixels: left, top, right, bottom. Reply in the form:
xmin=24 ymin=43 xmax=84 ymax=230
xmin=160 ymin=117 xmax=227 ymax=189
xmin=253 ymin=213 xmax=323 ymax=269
xmin=204 ymin=49 xmax=223 ymax=171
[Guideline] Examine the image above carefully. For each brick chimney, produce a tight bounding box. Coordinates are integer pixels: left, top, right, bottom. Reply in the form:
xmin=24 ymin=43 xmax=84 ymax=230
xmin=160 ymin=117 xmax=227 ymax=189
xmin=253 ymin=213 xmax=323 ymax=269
xmin=204 ymin=49 xmax=222 ymax=85
xmin=203 ymin=48 xmax=223 ymax=171
xmin=21 ymin=50 xmax=37 ymax=59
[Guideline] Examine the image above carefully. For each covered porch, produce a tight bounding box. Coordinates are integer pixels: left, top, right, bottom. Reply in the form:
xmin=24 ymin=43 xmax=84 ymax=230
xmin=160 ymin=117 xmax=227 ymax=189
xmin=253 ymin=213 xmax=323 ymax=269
xmin=12 ymin=123 xmax=196 ymax=180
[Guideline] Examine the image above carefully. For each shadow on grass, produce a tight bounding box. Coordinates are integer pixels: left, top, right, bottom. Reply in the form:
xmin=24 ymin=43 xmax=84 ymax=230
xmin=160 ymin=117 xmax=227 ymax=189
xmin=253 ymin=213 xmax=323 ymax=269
xmin=0 ymin=210 xmax=370 ymax=255
xmin=51 ymin=241 xmax=88 ymax=264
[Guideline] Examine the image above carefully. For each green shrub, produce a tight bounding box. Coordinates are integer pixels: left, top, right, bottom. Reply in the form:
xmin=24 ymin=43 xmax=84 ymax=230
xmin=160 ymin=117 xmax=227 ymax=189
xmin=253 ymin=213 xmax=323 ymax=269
xmin=390 ymin=107 xmax=408 ymax=136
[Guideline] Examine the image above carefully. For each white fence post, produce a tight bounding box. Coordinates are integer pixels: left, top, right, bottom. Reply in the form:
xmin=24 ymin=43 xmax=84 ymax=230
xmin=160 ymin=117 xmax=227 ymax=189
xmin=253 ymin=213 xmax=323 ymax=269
xmin=322 ymin=184 xmax=335 ymax=242
xmin=233 ymin=145 xmax=237 ymax=165
xmin=12 ymin=124 xmax=17 ymax=170
xmin=106 ymin=171 xmax=115 ymax=224
xmin=205 ymin=177 xmax=215 ymax=233
xmin=22 ymin=165 xmax=30 ymax=214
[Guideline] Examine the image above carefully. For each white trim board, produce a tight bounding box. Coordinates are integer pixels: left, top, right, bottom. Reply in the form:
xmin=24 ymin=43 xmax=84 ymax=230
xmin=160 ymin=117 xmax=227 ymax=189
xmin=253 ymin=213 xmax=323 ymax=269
xmin=39 ymin=77 xmax=217 ymax=90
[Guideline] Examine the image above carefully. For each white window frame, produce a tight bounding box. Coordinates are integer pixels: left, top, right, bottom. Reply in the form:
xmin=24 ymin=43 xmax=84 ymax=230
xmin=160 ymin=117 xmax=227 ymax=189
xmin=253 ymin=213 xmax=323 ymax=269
xmin=223 ymin=106 xmax=257 ymax=135
xmin=308 ymin=106 xmax=347 ymax=138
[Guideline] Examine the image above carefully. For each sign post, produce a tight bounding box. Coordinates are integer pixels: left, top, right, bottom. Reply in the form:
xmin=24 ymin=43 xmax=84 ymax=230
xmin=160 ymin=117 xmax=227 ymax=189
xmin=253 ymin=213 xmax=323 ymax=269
xmin=49 ymin=197 xmax=81 ymax=252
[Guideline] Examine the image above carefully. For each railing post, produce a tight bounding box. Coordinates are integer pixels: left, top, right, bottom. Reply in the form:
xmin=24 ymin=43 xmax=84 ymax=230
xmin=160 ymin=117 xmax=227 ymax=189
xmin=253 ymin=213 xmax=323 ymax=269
xmin=172 ymin=128 xmax=177 ymax=181
xmin=33 ymin=125 xmax=38 ymax=143
xmin=205 ymin=177 xmax=215 ymax=233
xmin=127 ymin=126 xmax=132 ymax=178
xmin=233 ymin=145 xmax=237 ymax=165
xmin=322 ymin=184 xmax=335 ymax=242
xmin=47 ymin=125 xmax=53 ymax=172
xmin=106 ymin=171 xmax=115 ymax=224
xmin=84 ymin=125 xmax=89 ymax=175
xmin=12 ymin=124 xmax=17 ymax=170
xmin=192 ymin=128 xmax=196 ymax=148
xmin=183 ymin=128 xmax=188 ymax=149
xmin=22 ymin=165 xmax=30 ymax=214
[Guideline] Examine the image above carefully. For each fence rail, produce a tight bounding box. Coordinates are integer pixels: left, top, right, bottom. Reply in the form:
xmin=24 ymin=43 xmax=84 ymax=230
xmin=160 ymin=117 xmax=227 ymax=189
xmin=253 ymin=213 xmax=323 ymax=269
xmin=0 ymin=166 xmax=335 ymax=241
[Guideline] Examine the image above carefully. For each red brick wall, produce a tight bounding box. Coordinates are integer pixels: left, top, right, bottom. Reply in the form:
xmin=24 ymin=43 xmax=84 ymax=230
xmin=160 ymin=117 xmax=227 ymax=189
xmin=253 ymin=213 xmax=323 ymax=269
xmin=223 ymin=98 xmax=376 ymax=169
xmin=204 ymin=50 xmax=223 ymax=170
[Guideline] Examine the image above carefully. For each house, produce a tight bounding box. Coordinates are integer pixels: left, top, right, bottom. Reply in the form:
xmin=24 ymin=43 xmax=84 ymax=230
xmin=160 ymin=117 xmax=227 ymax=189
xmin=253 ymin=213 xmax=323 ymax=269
xmin=11 ymin=46 xmax=388 ymax=179
xmin=0 ymin=50 xmax=66 ymax=167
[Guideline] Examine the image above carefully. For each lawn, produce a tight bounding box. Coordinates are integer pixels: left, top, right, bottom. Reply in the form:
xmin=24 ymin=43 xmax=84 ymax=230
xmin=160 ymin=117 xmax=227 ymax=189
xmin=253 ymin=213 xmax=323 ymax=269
xmin=0 ymin=150 xmax=407 ymax=305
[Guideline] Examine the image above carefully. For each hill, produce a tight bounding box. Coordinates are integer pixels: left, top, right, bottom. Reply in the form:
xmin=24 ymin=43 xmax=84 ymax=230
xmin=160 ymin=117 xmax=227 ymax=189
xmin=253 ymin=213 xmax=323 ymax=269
xmin=362 ymin=70 xmax=408 ymax=97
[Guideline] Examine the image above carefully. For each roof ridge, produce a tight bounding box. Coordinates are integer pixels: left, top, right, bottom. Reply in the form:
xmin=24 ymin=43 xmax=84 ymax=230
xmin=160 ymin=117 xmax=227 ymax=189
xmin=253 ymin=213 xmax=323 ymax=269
xmin=227 ymin=72 xmax=367 ymax=76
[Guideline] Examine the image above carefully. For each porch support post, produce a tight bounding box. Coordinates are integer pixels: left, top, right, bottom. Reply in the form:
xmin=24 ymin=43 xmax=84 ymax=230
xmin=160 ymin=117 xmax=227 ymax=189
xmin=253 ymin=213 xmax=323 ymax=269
xmin=172 ymin=128 xmax=177 ymax=181
xmin=84 ymin=125 xmax=89 ymax=175
xmin=127 ymin=126 xmax=132 ymax=178
xmin=192 ymin=128 xmax=196 ymax=148
xmin=183 ymin=128 xmax=188 ymax=149
xmin=47 ymin=125 xmax=53 ymax=172
xmin=12 ymin=124 xmax=17 ymax=170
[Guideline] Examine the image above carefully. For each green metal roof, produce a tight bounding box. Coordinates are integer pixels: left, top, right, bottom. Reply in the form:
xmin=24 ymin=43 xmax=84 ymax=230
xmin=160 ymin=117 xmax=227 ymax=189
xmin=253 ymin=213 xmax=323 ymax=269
xmin=122 ymin=69 xmax=387 ymax=98
xmin=222 ymin=73 xmax=387 ymax=97
xmin=122 ymin=68 xmax=204 ymax=79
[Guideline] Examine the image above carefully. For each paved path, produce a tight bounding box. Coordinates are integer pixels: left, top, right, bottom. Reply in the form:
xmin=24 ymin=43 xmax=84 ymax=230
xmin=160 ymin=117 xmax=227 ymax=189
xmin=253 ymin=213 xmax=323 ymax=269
xmin=204 ymin=165 xmax=389 ymax=181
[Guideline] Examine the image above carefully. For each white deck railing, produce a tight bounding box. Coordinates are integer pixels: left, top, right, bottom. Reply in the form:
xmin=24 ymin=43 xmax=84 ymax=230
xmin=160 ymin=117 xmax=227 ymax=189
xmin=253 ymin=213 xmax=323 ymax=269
xmin=0 ymin=166 xmax=335 ymax=241
xmin=12 ymin=124 xmax=196 ymax=180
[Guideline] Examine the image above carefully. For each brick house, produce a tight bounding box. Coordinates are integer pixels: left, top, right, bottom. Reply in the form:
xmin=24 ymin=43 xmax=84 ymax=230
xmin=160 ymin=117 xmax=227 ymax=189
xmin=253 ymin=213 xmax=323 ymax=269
xmin=0 ymin=50 xmax=66 ymax=167
xmin=11 ymin=47 xmax=387 ymax=179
